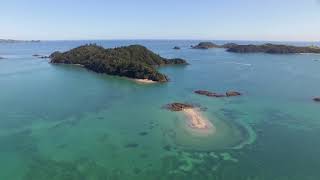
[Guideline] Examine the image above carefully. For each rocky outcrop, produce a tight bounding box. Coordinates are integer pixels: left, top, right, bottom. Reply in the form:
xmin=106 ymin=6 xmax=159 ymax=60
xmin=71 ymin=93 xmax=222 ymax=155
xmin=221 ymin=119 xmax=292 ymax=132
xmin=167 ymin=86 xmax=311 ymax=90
xmin=192 ymin=42 xmax=220 ymax=49
xmin=33 ymin=54 xmax=49 ymax=59
xmin=227 ymin=43 xmax=320 ymax=54
xmin=173 ymin=46 xmax=181 ymax=50
xmin=50 ymin=44 xmax=188 ymax=82
xmin=226 ymin=91 xmax=242 ymax=97
xmin=194 ymin=90 xmax=242 ymax=97
xmin=313 ymin=97 xmax=320 ymax=102
xmin=164 ymin=103 xmax=194 ymax=111
xmin=194 ymin=90 xmax=226 ymax=97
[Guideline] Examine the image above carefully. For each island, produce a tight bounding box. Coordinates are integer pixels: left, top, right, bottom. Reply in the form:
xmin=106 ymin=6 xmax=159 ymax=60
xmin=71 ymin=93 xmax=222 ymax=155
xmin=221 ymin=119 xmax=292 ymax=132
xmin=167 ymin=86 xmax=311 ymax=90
xmin=50 ymin=44 xmax=188 ymax=82
xmin=227 ymin=43 xmax=320 ymax=54
xmin=192 ymin=42 xmax=220 ymax=49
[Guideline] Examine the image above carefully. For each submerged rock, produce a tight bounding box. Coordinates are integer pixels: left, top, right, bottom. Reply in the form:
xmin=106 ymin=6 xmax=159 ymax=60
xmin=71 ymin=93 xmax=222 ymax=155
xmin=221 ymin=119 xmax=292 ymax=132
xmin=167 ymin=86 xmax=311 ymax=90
xmin=164 ymin=103 xmax=194 ymax=111
xmin=138 ymin=132 xmax=148 ymax=136
xmin=124 ymin=143 xmax=139 ymax=148
xmin=194 ymin=90 xmax=226 ymax=97
xmin=226 ymin=91 xmax=242 ymax=97
xmin=163 ymin=145 xmax=172 ymax=151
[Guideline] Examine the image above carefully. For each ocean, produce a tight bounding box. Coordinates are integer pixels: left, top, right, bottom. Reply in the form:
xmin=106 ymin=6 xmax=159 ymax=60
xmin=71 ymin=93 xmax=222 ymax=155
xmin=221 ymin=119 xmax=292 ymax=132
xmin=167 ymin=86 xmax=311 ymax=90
xmin=0 ymin=40 xmax=320 ymax=180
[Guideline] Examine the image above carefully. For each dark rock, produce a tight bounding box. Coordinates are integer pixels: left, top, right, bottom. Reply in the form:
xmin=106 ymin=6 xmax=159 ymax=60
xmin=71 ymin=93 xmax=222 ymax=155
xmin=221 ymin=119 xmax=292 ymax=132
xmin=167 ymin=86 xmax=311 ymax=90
xmin=33 ymin=54 xmax=49 ymax=59
xmin=173 ymin=46 xmax=181 ymax=50
xmin=50 ymin=44 xmax=188 ymax=82
xmin=226 ymin=91 xmax=242 ymax=97
xmin=0 ymin=57 xmax=4 ymax=59
xmin=227 ymin=43 xmax=320 ymax=54
xmin=192 ymin=42 xmax=220 ymax=49
xmin=313 ymin=97 xmax=320 ymax=102
xmin=194 ymin=90 xmax=226 ymax=97
xmin=164 ymin=103 xmax=194 ymax=111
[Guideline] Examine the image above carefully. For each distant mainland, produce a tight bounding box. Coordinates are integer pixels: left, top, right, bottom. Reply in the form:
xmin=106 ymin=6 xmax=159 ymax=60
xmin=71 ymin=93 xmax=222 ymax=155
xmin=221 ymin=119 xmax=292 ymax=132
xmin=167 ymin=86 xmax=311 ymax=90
xmin=0 ymin=39 xmax=40 ymax=43
xmin=191 ymin=41 xmax=320 ymax=54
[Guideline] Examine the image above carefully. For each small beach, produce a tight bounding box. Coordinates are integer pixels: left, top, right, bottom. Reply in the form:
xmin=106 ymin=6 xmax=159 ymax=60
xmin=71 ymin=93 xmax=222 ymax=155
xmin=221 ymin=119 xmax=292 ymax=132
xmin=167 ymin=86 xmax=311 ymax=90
xmin=182 ymin=108 xmax=215 ymax=135
xmin=133 ymin=78 xmax=157 ymax=84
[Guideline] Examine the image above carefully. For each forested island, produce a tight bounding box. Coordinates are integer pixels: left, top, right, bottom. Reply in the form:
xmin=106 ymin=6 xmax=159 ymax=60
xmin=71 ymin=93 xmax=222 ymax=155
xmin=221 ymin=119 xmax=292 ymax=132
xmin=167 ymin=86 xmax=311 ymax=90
xmin=192 ymin=41 xmax=320 ymax=54
xmin=50 ymin=44 xmax=187 ymax=82
xmin=192 ymin=42 xmax=220 ymax=49
xmin=227 ymin=43 xmax=320 ymax=54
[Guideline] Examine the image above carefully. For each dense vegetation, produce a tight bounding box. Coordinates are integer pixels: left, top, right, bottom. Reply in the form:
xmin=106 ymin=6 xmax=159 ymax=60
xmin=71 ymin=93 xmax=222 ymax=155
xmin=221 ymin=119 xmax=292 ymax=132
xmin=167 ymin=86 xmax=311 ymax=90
xmin=227 ymin=43 xmax=320 ymax=54
xmin=192 ymin=42 xmax=220 ymax=49
xmin=50 ymin=44 xmax=187 ymax=82
xmin=191 ymin=42 xmax=320 ymax=54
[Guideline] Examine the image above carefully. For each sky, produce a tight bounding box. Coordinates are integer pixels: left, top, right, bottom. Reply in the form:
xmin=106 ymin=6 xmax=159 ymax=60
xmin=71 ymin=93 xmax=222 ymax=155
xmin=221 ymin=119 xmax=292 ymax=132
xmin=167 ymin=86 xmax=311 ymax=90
xmin=1 ymin=0 xmax=320 ymax=41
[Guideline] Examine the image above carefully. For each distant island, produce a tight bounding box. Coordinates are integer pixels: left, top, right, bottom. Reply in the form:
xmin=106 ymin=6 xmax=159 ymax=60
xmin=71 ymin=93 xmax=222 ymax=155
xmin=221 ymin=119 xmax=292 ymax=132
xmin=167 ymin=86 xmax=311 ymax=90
xmin=50 ymin=44 xmax=188 ymax=82
xmin=192 ymin=41 xmax=320 ymax=54
xmin=227 ymin=43 xmax=320 ymax=54
xmin=192 ymin=42 xmax=220 ymax=49
xmin=0 ymin=39 xmax=40 ymax=43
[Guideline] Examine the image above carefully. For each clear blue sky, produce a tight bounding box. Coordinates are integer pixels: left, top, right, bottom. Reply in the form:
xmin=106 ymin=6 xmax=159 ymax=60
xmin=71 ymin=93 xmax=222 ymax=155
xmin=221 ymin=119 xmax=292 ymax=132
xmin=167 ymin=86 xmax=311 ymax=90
xmin=1 ymin=0 xmax=320 ymax=41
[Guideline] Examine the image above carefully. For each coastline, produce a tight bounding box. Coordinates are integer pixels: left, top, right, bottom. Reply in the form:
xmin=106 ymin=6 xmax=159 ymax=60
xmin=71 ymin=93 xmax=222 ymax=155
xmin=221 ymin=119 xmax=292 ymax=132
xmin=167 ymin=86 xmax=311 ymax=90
xmin=133 ymin=78 xmax=157 ymax=84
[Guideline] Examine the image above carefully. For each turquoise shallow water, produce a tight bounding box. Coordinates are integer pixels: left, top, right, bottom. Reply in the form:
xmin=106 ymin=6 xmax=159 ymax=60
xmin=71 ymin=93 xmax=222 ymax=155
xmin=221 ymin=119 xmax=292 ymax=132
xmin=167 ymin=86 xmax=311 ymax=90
xmin=0 ymin=40 xmax=320 ymax=180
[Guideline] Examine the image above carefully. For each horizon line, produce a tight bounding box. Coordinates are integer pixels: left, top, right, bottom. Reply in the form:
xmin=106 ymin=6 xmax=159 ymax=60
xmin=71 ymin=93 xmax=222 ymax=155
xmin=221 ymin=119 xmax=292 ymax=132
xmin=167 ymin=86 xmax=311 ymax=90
xmin=3 ymin=38 xmax=319 ymax=43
